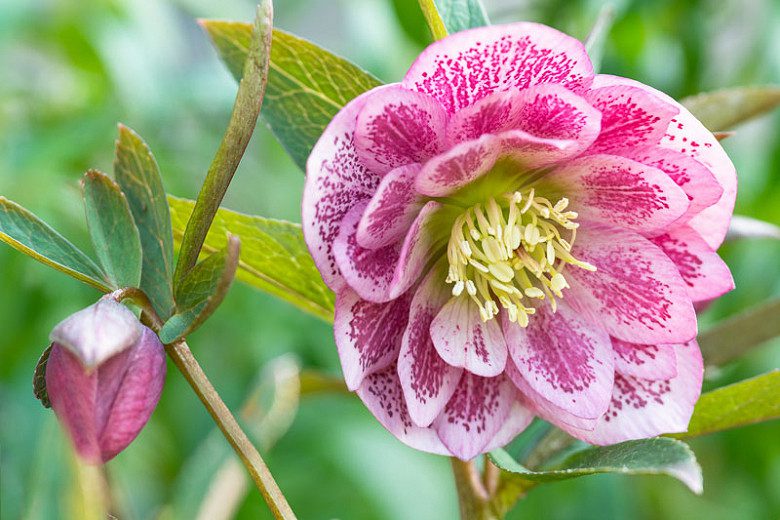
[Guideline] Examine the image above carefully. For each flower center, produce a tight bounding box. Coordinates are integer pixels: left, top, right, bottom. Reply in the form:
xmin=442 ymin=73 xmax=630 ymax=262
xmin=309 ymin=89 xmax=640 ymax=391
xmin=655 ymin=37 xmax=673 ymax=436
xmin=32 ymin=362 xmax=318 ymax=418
xmin=445 ymin=189 xmax=595 ymax=326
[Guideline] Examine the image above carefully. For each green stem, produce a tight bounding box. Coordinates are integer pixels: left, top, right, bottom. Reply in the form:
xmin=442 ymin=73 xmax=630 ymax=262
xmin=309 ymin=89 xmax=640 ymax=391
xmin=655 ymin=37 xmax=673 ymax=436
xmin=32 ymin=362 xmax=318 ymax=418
xmin=522 ymin=428 xmax=575 ymax=469
xmin=450 ymin=458 xmax=500 ymax=520
xmin=417 ymin=0 xmax=449 ymax=40
xmin=110 ymin=287 xmax=296 ymax=519
xmin=166 ymin=340 xmax=296 ymax=520
xmin=173 ymin=1 xmax=272 ymax=287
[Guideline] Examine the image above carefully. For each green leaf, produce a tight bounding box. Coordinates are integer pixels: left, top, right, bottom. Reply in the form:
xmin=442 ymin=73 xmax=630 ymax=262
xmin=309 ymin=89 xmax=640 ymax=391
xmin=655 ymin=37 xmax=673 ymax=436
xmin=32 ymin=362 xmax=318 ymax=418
xmin=200 ymin=21 xmax=382 ymax=170
xmin=434 ymin=0 xmax=489 ymax=33
xmin=174 ymin=1 xmax=272 ymax=288
xmin=583 ymin=4 xmax=616 ymax=72
xmin=168 ymin=196 xmax=335 ymax=323
xmin=672 ymin=370 xmax=780 ymax=439
xmin=389 ymin=0 xmax=434 ymax=47
xmin=32 ymin=345 xmax=53 ymax=409
xmin=114 ymin=124 xmax=176 ymax=318
xmin=81 ymin=170 xmax=142 ymax=289
xmin=491 ymin=438 xmax=703 ymax=494
xmin=726 ymin=215 xmax=780 ymax=241
xmin=699 ymin=299 xmax=780 ymax=366
xmin=0 ymin=197 xmax=109 ymax=292
xmin=159 ymin=235 xmax=240 ymax=344
xmin=681 ymin=86 xmax=780 ymax=131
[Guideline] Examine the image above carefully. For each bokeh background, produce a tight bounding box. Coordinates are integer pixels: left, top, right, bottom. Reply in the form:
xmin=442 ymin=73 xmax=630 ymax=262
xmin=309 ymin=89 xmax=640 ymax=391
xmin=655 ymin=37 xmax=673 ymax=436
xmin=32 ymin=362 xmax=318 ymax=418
xmin=1 ymin=0 xmax=780 ymax=518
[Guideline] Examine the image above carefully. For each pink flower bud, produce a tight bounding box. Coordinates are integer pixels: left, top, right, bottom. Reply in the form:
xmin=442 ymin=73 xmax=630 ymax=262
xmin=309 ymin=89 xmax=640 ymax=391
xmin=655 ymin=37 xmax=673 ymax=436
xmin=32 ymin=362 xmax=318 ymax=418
xmin=45 ymin=299 xmax=166 ymax=463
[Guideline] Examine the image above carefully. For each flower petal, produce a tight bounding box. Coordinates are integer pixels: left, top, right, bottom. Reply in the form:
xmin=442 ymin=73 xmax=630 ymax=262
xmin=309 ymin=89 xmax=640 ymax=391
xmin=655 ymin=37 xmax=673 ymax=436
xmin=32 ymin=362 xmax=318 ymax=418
xmin=46 ymin=327 xmax=166 ymax=463
xmin=398 ymin=268 xmax=463 ymax=427
xmin=446 ymin=84 xmax=600 ymax=153
xmin=97 ymin=328 xmax=166 ymax=461
xmin=446 ymin=90 xmax=518 ymax=143
xmin=403 ymin=22 xmax=594 ymax=113
xmin=334 ymin=201 xmax=444 ymax=303
xmin=430 ymin=296 xmax=508 ymax=377
xmin=49 ymin=299 xmax=142 ymax=369
xmin=592 ymin=75 xmax=737 ymax=249
xmin=414 ymin=134 xmax=500 ymax=197
xmin=356 ymin=364 xmax=451 ymax=455
xmin=502 ymin=302 xmax=614 ymax=421
xmin=482 ymin=400 xmax=535 ymax=451
xmin=506 ymin=360 xmax=598 ymax=431
xmin=544 ymin=154 xmax=690 ymax=234
xmin=651 ymin=225 xmax=734 ymax=302
xmin=612 ymin=338 xmax=678 ymax=380
xmin=434 ymin=373 xmax=516 ymax=460
xmin=356 ymin=163 xmax=423 ymax=249
xmin=586 ymin=84 xmax=679 ymax=154
xmin=355 ymin=85 xmax=448 ymax=175
xmin=303 ymin=89 xmax=386 ymax=290
xmin=567 ymin=224 xmax=698 ymax=344
xmin=415 ymin=132 xmax=569 ymax=197
xmin=334 ymin=289 xmax=413 ymax=391
xmin=508 ymin=83 xmax=601 ymax=152
xmin=563 ymin=341 xmax=703 ymax=445
xmin=625 ymin=147 xmax=723 ymax=224
xmin=333 ymin=202 xmax=401 ymax=303
xmin=391 ymin=201 xmax=449 ymax=299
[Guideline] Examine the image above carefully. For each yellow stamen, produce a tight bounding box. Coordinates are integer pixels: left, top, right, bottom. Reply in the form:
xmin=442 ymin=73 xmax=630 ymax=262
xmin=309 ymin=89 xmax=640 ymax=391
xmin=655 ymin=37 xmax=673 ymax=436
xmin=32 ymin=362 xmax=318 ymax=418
xmin=445 ymin=189 xmax=595 ymax=325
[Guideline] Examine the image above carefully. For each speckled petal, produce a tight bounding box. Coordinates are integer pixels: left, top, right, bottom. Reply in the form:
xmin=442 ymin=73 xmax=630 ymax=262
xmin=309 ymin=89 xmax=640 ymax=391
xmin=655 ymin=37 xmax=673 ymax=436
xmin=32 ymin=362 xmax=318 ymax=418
xmin=415 ymin=132 xmax=569 ymax=197
xmin=356 ymin=163 xmax=423 ymax=249
xmin=430 ymin=296 xmax=508 ymax=377
xmin=567 ymin=224 xmax=698 ymax=344
xmin=398 ymin=268 xmax=464 ymax=427
xmin=592 ymin=75 xmax=736 ymax=248
xmin=357 ymin=364 xmax=451 ymax=455
xmin=586 ymin=84 xmax=679 ymax=154
xmin=303 ymin=89 xmax=387 ymax=290
xmin=403 ymin=23 xmax=594 ymax=113
xmin=626 ymin=147 xmax=722 ymax=224
xmin=482 ymin=399 xmax=535 ymax=451
xmin=652 ymin=225 xmax=734 ymax=302
xmin=333 ymin=201 xmax=443 ymax=303
xmin=355 ymin=85 xmax=448 ymax=175
xmin=334 ymin=288 xmax=413 ymax=391
xmin=612 ymin=338 xmax=678 ymax=380
xmin=562 ymin=341 xmax=703 ymax=445
xmin=502 ymin=302 xmax=614 ymax=422
xmin=434 ymin=373 xmax=516 ymax=460
xmin=545 ymin=154 xmax=690 ymax=235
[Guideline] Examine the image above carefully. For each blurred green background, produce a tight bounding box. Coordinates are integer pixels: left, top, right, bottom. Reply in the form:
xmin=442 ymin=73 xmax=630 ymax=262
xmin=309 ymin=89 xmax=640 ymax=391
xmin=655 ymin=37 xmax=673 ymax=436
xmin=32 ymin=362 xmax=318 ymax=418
xmin=1 ymin=0 xmax=779 ymax=518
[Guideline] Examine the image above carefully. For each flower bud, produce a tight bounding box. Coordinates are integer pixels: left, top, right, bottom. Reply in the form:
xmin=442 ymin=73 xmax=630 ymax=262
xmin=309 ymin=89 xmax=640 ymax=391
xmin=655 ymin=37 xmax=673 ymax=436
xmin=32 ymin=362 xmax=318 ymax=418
xmin=45 ymin=299 xmax=166 ymax=463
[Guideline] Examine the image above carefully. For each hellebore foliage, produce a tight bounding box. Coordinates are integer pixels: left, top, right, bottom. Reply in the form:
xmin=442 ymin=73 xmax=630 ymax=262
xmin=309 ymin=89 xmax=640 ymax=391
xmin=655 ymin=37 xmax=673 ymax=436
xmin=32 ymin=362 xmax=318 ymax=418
xmin=491 ymin=437 xmax=703 ymax=494
xmin=681 ymin=86 xmax=780 ymax=131
xmin=168 ymin=196 xmax=335 ymax=323
xmin=81 ymin=169 xmax=143 ymax=291
xmin=200 ymin=20 xmax=382 ymax=170
xmin=114 ymin=125 xmax=176 ymax=319
xmin=160 ymin=235 xmax=241 ymax=344
xmin=0 ymin=197 xmax=110 ymax=292
xmin=672 ymin=370 xmax=780 ymax=439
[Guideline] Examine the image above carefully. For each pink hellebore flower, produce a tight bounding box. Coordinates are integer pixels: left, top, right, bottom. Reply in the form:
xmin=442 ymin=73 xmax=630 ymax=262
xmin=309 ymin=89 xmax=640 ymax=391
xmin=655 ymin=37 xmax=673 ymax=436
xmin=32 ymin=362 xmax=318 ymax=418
xmin=303 ymin=23 xmax=736 ymax=460
xmin=45 ymin=299 xmax=166 ymax=464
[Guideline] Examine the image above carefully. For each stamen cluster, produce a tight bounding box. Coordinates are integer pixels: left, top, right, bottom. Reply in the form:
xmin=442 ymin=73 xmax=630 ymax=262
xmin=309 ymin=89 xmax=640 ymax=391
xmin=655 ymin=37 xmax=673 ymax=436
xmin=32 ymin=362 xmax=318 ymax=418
xmin=445 ymin=189 xmax=595 ymax=325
